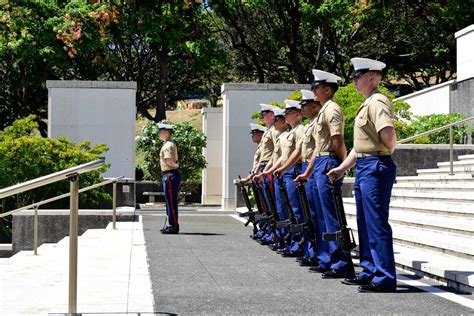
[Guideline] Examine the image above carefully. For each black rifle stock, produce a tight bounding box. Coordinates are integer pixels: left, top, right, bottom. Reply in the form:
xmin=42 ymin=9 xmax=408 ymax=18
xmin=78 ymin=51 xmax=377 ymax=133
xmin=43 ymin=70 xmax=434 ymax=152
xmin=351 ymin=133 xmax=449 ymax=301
xmin=296 ymin=182 xmax=316 ymax=248
xmin=277 ymin=176 xmax=298 ymax=243
xmin=322 ymin=185 xmax=356 ymax=278
xmin=237 ymin=176 xmax=259 ymax=235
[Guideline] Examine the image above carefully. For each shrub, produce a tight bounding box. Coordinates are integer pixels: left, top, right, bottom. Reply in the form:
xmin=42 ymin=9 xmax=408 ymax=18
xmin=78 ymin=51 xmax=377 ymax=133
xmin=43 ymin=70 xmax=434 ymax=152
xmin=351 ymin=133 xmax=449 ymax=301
xmin=0 ymin=115 xmax=110 ymax=242
xmin=136 ymin=121 xmax=207 ymax=188
xmin=407 ymin=113 xmax=469 ymax=144
xmin=333 ymin=83 xmax=412 ymax=150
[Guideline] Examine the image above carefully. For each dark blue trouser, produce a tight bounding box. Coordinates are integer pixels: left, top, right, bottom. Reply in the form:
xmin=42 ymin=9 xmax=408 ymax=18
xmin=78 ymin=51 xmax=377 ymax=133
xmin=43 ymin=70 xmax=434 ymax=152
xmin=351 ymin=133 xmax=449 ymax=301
xmin=283 ymin=164 xmax=304 ymax=252
xmin=313 ymin=156 xmax=349 ymax=271
xmin=273 ymin=174 xmax=288 ymax=246
xmin=302 ymin=162 xmax=328 ymax=264
xmin=162 ymin=170 xmax=181 ymax=229
xmin=355 ymin=156 xmax=397 ymax=287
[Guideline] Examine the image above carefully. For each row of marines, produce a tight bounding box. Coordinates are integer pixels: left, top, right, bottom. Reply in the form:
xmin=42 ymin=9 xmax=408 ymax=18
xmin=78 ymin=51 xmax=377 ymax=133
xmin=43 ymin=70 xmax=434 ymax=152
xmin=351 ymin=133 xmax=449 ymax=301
xmin=238 ymin=57 xmax=398 ymax=293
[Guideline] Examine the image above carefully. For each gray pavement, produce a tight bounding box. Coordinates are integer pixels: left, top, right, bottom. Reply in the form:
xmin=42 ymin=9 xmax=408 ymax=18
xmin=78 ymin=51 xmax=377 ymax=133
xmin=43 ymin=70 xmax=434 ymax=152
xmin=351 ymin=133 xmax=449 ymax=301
xmin=143 ymin=211 xmax=474 ymax=315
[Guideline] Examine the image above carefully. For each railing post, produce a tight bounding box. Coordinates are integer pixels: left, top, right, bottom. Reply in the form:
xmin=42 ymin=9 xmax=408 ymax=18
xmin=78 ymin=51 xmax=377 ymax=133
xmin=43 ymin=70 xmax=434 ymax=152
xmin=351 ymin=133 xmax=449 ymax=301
xmin=68 ymin=174 xmax=79 ymax=315
xmin=33 ymin=205 xmax=39 ymax=256
xmin=449 ymin=126 xmax=454 ymax=176
xmin=112 ymin=181 xmax=117 ymax=230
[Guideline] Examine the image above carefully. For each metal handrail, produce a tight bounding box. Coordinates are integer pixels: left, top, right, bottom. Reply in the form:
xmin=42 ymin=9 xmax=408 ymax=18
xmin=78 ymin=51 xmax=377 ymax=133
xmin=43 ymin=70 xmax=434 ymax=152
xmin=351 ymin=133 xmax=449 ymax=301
xmin=0 ymin=159 xmax=105 ymax=199
xmin=0 ymin=159 xmax=107 ymax=314
xmin=0 ymin=176 xmax=123 ymax=218
xmin=398 ymin=116 xmax=474 ymax=144
xmin=397 ymin=116 xmax=474 ymax=175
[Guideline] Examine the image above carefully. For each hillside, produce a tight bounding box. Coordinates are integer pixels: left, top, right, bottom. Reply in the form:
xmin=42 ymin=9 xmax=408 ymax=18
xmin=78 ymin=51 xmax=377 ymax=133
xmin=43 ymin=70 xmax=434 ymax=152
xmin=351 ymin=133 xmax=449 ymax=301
xmin=136 ymin=109 xmax=203 ymax=136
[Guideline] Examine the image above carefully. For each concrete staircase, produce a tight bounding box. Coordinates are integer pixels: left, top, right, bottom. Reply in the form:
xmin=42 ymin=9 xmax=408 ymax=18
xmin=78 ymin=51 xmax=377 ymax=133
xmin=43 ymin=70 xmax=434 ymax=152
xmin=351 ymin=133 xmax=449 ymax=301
xmin=344 ymin=154 xmax=474 ymax=294
xmin=0 ymin=220 xmax=154 ymax=315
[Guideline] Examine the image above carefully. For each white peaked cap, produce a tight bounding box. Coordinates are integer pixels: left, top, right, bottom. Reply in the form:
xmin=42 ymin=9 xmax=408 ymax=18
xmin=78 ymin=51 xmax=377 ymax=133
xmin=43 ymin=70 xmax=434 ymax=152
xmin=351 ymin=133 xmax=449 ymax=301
xmin=158 ymin=123 xmax=175 ymax=130
xmin=312 ymin=69 xmax=342 ymax=86
xmin=350 ymin=57 xmax=386 ymax=78
xmin=272 ymin=107 xmax=285 ymax=117
xmin=260 ymin=103 xmax=274 ymax=113
xmin=300 ymin=89 xmax=315 ymax=103
xmin=249 ymin=123 xmax=267 ymax=133
xmin=284 ymin=99 xmax=301 ymax=111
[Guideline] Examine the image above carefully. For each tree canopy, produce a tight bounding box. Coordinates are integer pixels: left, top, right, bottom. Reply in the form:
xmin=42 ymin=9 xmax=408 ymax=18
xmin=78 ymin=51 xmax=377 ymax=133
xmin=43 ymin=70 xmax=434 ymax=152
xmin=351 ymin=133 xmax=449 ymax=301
xmin=1 ymin=0 xmax=472 ymax=129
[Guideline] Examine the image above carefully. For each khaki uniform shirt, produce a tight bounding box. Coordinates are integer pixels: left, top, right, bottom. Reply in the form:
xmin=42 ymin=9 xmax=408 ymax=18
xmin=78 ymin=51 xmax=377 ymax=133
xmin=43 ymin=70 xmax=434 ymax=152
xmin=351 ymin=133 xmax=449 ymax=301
xmin=354 ymin=90 xmax=395 ymax=153
xmin=280 ymin=123 xmax=305 ymax=165
xmin=313 ymin=100 xmax=344 ymax=153
xmin=252 ymin=144 xmax=262 ymax=170
xmin=269 ymin=131 xmax=288 ymax=167
xmin=301 ymin=116 xmax=318 ymax=162
xmin=258 ymin=125 xmax=276 ymax=163
xmin=160 ymin=140 xmax=179 ymax=172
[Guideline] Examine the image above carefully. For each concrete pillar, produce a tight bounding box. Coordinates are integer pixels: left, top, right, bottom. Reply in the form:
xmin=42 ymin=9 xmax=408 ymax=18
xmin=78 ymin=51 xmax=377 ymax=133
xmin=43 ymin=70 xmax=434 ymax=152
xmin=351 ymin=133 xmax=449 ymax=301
xmin=201 ymin=107 xmax=223 ymax=205
xmin=455 ymin=25 xmax=474 ymax=82
xmin=221 ymin=83 xmax=308 ymax=211
xmin=47 ymin=81 xmax=136 ymax=179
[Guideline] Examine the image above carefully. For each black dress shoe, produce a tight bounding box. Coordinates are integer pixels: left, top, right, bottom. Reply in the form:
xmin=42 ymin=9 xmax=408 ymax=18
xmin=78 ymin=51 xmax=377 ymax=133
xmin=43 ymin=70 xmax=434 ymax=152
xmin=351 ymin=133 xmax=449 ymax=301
xmin=358 ymin=282 xmax=396 ymax=293
xmin=296 ymin=256 xmax=305 ymax=262
xmin=260 ymin=239 xmax=272 ymax=246
xmin=321 ymin=269 xmax=346 ymax=279
xmin=308 ymin=265 xmax=329 ymax=273
xmin=161 ymin=228 xmax=179 ymax=234
xmin=299 ymin=258 xmax=319 ymax=267
xmin=282 ymin=250 xmax=303 ymax=258
xmin=342 ymin=276 xmax=370 ymax=286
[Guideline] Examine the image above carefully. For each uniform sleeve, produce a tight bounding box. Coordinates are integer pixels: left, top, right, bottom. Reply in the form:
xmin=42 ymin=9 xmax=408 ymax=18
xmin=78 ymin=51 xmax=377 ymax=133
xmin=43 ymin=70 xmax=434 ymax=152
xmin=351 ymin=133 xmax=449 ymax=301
xmin=294 ymin=126 xmax=304 ymax=150
xmin=326 ymin=106 xmax=344 ymax=136
xmin=370 ymin=95 xmax=394 ymax=133
xmin=162 ymin=142 xmax=174 ymax=159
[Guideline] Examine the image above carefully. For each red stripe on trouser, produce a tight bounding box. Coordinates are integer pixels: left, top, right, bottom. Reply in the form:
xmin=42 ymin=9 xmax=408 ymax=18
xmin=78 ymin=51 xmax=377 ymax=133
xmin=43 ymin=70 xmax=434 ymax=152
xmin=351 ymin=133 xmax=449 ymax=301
xmin=167 ymin=177 xmax=178 ymax=226
xmin=269 ymin=174 xmax=274 ymax=195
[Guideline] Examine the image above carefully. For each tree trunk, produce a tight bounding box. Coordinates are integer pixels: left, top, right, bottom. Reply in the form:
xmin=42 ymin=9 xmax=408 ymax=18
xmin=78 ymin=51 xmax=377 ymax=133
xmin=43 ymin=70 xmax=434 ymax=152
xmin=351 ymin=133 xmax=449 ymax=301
xmin=154 ymin=47 xmax=168 ymax=122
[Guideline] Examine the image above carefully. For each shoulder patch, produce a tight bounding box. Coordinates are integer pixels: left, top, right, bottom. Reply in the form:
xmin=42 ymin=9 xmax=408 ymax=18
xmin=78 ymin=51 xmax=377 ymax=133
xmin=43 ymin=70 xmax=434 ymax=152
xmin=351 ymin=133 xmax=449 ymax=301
xmin=378 ymin=108 xmax=393 ymax=119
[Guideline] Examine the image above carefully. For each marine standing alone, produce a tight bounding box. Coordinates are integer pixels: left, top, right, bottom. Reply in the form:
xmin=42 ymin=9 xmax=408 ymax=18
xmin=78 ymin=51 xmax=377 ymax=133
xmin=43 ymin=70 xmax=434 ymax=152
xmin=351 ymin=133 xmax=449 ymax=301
xmin=159 ymin=123 xmax=181 ymax=235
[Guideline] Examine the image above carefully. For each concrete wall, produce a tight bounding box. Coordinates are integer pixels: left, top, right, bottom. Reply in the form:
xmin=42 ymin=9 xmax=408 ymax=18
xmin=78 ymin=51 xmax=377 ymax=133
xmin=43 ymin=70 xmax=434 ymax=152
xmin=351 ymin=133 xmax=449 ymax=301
xmin=221 ymin=83 xmax=309 ymax=211
xmin=47 ymin=81 xmax=136 ymax=179
xmin=456 ymin=25 xmax=474 ymax=82
xmin=393 ymin=144 xmax=474 ymax=176
xmin=201 ymin=107 xmax=223 ymax=205
xmin=395 ymin=25 xmax=474 ymax=117
xmin=395 ymin=80 xmax=453 ymax=116
xmin=451 ymin=77 xmax=474 ymax=117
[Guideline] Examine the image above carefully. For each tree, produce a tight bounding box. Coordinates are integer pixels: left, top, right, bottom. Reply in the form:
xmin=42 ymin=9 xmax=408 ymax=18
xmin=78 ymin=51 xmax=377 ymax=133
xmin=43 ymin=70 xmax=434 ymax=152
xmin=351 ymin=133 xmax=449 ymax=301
xmin=55 ymin=0 xmax=228 ymax=121
xmin=0 ymin=0 xmax=65 ymax=132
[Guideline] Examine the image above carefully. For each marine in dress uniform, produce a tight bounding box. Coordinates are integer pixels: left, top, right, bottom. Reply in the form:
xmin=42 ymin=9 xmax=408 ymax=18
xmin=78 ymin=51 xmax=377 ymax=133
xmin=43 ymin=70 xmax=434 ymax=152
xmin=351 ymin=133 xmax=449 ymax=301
xmin=158 ymin=123 xmax=181 ymax=234
xmin=273 ymin=100 xmax=306 ymax=257
xmin=255 ymin=107 xmax=289 ymax=250
xmin=327 ymin=58 xmax=398 ymax=292
xmin=294 ymin=89 xmax=327 ymax=267
xmin=301 ymin=69 xmax=350 ymax=278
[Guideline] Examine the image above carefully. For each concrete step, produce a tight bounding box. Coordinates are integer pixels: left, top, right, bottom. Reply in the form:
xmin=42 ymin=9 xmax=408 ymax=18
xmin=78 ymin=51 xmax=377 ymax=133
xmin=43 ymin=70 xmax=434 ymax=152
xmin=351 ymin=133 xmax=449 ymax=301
xmin=346 ymin=216 xmax=474 ymax=259
xmin=417 ymin=166 xmax=474 ymax=176
xmin=459 ymin=154 xmax=474 ymax=160
xmin=344 ymin=203 xmax=474 ymax=236
xmin=390 ymin=189 xmax=474 ymax=202
xmin=396 ymin=174 xmax=474 ymax=182
xmin=345 ymin=198 xmax=474 ymax=217
xmin=351 ymin=231 xmax=474 ymax=293
xmin=437 ymin=159 xmax=474 ymax=167
xmin=393 ymin=181 xmax=474 ymax=191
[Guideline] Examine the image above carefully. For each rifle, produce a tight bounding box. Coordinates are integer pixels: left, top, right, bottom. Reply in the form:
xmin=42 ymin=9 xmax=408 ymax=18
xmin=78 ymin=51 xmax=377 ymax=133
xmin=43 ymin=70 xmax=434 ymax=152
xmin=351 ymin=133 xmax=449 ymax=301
xmin=276 ymin=176 xmax=299 ymax=244
xmin=237 ymin=176 xmax=259 ymax=235
xmin=322 ymin=186 xmax=356 ymax=279
xmin=295 ymin=182 xmax=317 ymax=249
xmin=251 ymin=182 xmax=272 ymax=226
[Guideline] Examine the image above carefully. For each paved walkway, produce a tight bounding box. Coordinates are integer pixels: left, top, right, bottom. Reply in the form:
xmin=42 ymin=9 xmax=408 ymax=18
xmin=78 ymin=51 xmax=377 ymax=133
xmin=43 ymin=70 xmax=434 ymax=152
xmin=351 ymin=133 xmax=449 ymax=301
xmin=142 ymin=209 xmax=474 ymax=315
